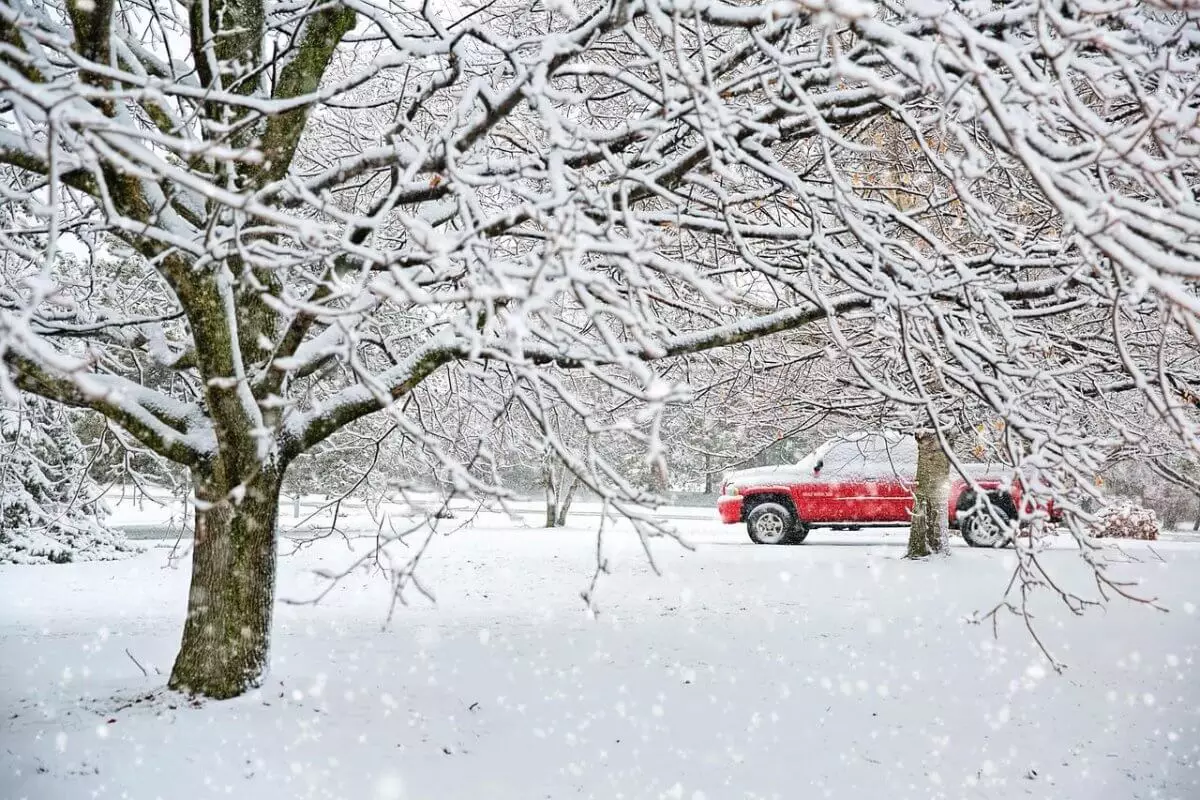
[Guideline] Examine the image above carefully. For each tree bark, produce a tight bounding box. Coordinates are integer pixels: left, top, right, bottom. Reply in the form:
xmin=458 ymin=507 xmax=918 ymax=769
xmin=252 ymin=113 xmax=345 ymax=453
xmin=905 ymin=432 xmax=951 ymax=559
xmin=544 ymin=460 xmax=579 ymax=528
xmin=554 ymin=474 xmax=579 ymax=527
xmin=544 ymin=461 xmax=557 ymax=528
xmin=168 ymin=469 xmax=281 ymax=699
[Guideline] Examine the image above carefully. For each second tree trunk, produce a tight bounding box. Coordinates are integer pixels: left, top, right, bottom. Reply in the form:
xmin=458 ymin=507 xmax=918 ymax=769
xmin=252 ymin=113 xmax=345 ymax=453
xmin=906 ymin=432 xmax=951 ymax=559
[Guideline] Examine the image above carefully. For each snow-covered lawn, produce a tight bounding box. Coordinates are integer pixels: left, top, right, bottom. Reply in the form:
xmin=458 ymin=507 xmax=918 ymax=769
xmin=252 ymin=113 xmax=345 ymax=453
xmin=2 ymin=521 xmax=1198 ymax=800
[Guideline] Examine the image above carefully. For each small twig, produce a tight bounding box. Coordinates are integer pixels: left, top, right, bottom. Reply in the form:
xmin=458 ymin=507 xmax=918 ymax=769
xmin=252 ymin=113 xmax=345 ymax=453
xmin=125 ymin=648 xmax=148 ymax=677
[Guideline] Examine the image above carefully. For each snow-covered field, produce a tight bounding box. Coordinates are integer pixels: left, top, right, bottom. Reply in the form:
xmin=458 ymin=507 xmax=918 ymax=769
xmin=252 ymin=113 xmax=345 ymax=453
xmin=2 ymin=519 xmax=1199 ymax=800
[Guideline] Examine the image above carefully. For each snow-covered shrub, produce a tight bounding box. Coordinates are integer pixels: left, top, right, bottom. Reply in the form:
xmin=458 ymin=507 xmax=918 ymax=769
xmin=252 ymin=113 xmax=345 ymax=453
xmin=1098 ymin=458 xmax=1197 ymax=529
xmin=0 ymin=398 xmax=137 ymax=564
xmin=1090 ymin=502 xmax=1160 ymax=541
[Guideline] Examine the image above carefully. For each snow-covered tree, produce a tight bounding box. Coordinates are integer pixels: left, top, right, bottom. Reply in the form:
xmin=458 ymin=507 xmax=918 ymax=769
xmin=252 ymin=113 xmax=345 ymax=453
xmin=0 ymin=396 xmax=132 ymax=563
xmin=2 ymin=0 xmax=1199 ymax=698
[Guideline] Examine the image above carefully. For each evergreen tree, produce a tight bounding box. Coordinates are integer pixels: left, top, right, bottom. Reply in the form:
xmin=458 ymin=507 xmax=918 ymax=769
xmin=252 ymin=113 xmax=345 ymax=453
xmin=0 ymin=397 xmax=134 ymax=564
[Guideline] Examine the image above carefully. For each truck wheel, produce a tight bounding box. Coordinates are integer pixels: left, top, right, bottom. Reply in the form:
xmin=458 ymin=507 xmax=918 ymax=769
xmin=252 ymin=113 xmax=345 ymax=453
xmin=747 ymin=503 xmax=806 ymax=545
xmin=959 ymin=493 xmax=1017 ymax=548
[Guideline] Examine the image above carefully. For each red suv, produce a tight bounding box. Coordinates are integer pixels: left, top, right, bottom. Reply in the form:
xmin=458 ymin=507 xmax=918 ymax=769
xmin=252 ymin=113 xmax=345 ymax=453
xmin=717 ymin=433 xmax=1036 ymax=546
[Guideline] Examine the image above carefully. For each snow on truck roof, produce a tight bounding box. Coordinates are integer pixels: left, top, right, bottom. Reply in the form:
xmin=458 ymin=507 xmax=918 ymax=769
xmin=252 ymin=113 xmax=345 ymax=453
xmin=814 ymin=432 xmax=917 ymax=478
xmin=724 ymin=432 xmax=1010 ymax=485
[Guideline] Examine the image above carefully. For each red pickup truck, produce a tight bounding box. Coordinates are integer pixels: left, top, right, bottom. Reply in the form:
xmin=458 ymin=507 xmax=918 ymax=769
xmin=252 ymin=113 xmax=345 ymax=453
xmin=717 ymin=433 xmax=1036 ymax=547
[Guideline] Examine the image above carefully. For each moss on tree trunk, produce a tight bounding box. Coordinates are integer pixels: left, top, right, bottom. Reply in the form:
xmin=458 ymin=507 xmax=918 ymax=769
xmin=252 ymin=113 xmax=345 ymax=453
xmin=906 ymin=432 xmax=951 ymax=559
xmin=168 ymin=470 xmax=281 ymax=699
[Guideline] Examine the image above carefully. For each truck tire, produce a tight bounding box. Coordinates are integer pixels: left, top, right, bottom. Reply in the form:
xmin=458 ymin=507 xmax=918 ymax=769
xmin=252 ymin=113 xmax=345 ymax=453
xmin=747 ymin=503 xmax=807 ymax=545
xmin=958 ymin=492 xmax=1017 ymax=548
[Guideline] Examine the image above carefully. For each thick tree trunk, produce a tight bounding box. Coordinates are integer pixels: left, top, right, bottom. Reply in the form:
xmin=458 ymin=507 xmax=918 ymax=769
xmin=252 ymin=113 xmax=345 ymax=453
xmin=905 ymin=432 xmax=951 ymax=559
xmin=168 ymin=469 xmax=281 ymax=699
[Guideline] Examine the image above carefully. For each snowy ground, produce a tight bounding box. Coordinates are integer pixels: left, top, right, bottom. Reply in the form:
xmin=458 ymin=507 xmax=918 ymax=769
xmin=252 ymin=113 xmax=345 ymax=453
xmin=2 ymin=518 xmax=1199 ymax=800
